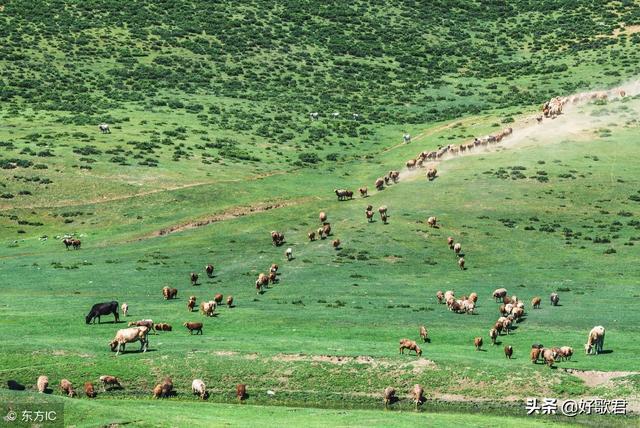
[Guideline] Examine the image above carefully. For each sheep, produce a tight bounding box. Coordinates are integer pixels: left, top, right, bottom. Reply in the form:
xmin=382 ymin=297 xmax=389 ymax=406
xmin=489 ymin=328 xmax=498 ymax=345
xmin=499 ymin=304 xmax=506 ymax=315
xmin=226 ymin=295 xmax=234 ymax=308
xmin=184 ymin=322 xmax=203 ymax=335
xmin=619 ymin=89 xmax=626 ymax=98
xmin=192 ymin=379 xmax=208 ymax=400
xmin=427 ymin=216 xmax=437 ymax=228
xmin=383 ymin=386 xmax=396 ymax=407
xmin=319 ymin=211 xmax=327 ymax=223
xmin=200 ymin=301 xmax=217 ymax=317
xmin=399 ymin=339 xmax=422 ymax=356
xmin=128 ymin=319 xmax=155 ymax=333
xmin=161 ymin=377 xmax=174 ymax=398
xmin=205 ymin=264 xmax=214 ymax=278
xmin=389 ymin=171 xmax=400 ymax=183
xmin=462 ymin=299 xmax=474 ymax=314
xmin=381 ymin=212 xmax=388 ymax=224
xmin=542 ymin=349 xmax=555 ymax=367
xmin=214 ymin=293 xmax=223 ymax=305
xmin=37 ymin=375 xmax=48 ymax=393
xmin=411 ymin=384 xmax=424 ymax=409
xmin=187 ymin=296 xmax=197 ymax=312
xmin=237 ymin=384 xmax=247 ymax=401
xmin=585 ymin=326 xmax=605 ymax=355
xmin=493 ymin=288 xmax=508 ymax=301
xmin=504 ymin=345 xmax=513 ymax=359
xmin=436 ymin=290 xmax=444 ymax=304
xmin=426 ymin=168 xmax=437 ymax=181
xmin=322 ymin=223 xmax=331 ymax=237
xmin=550 ymin=292 xmax=559 ymax=306
xmin=530 ymin=347 xmax=541 ymax=364
xmin=419 ymin=325 xmax=428 ymax=342
xmin=271 ymin=231 xmax=285 ymax=246
xmin=453 ymin=243 xmax=462 ymax=255
xmin=60 ymin=379 xmax=76 ymax=397
xmin=375 ymin=178 xmax=384 ymax=190
xmin=268 ymin=272 xmax=277 ymax=284
xmin=317 ymin=227 xmax=325 ymax=239
xmin=474 ymin=337 xmax=483 ymax=351
xmin=444 ymin=290 xmax=455 ymax=302
xmin=110 ymin=326 xmax=150 ymax=355
xmin=458 ymin=257 xmax=465 ymax=270
xmin=308 ymin=231 xmax=316 ymax=241
xmin=332 ymin=239 xmax=341 ymax=249
xmin=121 ymin=303 xmax=129 ymax=317
xmin=359 ymin=187 xmax=368 ymax=197
xmin=406 ymin=159 xmax=417 ymax=169
xmin=155 ymin=323 xmax=172 ymax=332
xmin=447 ymin=237 xmax=454 ymax=249
xmin=162 ymin=286 xmax=178 ymax=300
xmin=502 ymin=318 xmax=512 ymax=334
xmin=84 ymin=382 xmax=96 ymax=398
xmin=494 ymin=322 xmax=503 ymax=336
xmin=99 ymin=375 xmax=121 ymax=391
xmin=366 ymin=210 xmax=374 ymax=222
xmin=334 ymin=189 xmax=353 ymax=200
xmin=560 ymin=346 xmax=573 ymax=361
xmin=512 ymin=307 xmax=524 ymax=322
xmin=285 ymin=248 xmax=293 ymax=261
xmin=152 ymin=384 xmax=163 ymax=399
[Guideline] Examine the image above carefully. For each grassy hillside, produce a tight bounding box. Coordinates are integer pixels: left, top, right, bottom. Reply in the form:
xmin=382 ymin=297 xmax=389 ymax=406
xmin=1 ymin=1 xmax=640 ymax=427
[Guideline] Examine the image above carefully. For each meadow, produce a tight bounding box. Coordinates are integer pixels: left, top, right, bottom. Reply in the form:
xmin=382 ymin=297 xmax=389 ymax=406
xmin=1 ymin=1 xmax=640 ymax=427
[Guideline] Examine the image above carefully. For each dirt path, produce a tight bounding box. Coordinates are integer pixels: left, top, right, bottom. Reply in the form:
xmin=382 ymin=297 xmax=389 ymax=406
xmin=563 ymin=368 xmax=640 ymax=387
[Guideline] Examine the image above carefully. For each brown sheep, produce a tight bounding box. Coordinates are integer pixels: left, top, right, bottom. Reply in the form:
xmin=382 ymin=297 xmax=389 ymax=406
xmin=190 ymin=273 xmax=199 ymax=286
xmin=205 ymin=264 xmax=214 ymax=278
xmin=162 ymin=286 xmax=178 ymax=300
xmin=359 ymin=187 xmax=368 ymax=197
xmin=531 ymin=297 xmax=541 ymax=309
xmin=447 ymin=237 xmax=454 ymax=248
xmin=427 ymin=216 xmax=437 ymax=228
xmin=332 ymin=239 xmax=341 ymax=249
xmin=426 ymin=168 xmax=437 ymax=181
xmin=99 ymin=375 xmax=121 ymax=391
xmin=271 ymin=231 xmax=285 ymax=246
xmin=214 ymin=293 xmax=223 ymax=305
xmin=366 ymin=210 xmax=374 ymax=222
xmin=499 ymin=304 xmax=506 ymax=315
xmin=322 ymin=223 xmax=331 ymax=237
xmin=152 ymin=384 xmax=163 ymax=399
xmin=226 ymin=295 xmax=234 ymax=308
xmin=319 ymin=211 xmax=327 ymax=223
xmin=493 ymin=288 xmax=508 ymax=301
xmin=37 ymin=375 xmax=48 ymax=393
xmin=381 ymin=212 xmax=388 ymax=224
xmin=531 ymin=347 xmax=541 ymax=364
xmin=399 ymin=339 xmax=422 ymax=356
xmin=375 ymin=178 xmax=384 ymax=190
xmin=468 ymin=292 xmax=478 ymax=303
xmin=84 ymin=382 xmax=96 ymax=398
xmin=128 ymin=319 xmax=155 ymax=332
xmin=161 ymin=377 xmax=173 ymax=398
xmin=200 ymin=301 xmax=217 ymax=317
xmin=494 ymin=322 xmax=503 ymax=336
xmin=489 ymin=328 xmax=498 ymax=345
xmin=406 ymin=159 xmax=417 ymax=169
xmin=504 ymin=346 xmax=513 ymax=359
xmin=187 ymin=296 xmax=197 ymax=312
xmin=560 ymin=346 xmax=573 ymax=361
xmin=383 ymin=386 xmax=396 ymax=407
xmin=183 ymin=322 xmax=203 ymax=335
xmin=419 ymin=325 xmax=428 ymax=343
xmin=268 ymin=272 xmax=277 ymax=284
xmin=436 ymin=290 xmax=444 ymax=304
xmin=474 ymin=337 xmax=483 ymax=351
xmin=453 ymin=243 xmax=461 ymax=255
xmin=458 ymin=257 xmax=465 ymax=270
xmin=411 ymin=384 xmax=424 ymax=408
xmin=542 ymin=349 xmax=555 ymax=367
xmin=60 ymin=379 xmax=76 ymax=397
xmin=155 ymin=323 xmax=172 ymax=332
xmin=308 ymin=231 xmax=316 ymax=241
xmin=237 ymin=384 xmax=247 ymax=401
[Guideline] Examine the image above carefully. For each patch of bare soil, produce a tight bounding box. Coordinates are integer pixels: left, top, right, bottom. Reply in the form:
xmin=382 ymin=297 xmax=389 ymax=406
xmin=564 ymin=369 xmax=639 ymax=387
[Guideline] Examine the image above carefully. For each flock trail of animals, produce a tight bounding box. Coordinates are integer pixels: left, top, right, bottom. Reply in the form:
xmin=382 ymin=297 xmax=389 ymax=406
xmin=30 ymin=89 xmax=620 ymax=406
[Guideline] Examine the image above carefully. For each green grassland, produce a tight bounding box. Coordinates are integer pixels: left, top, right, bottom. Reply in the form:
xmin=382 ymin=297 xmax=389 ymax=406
xmin=1 ymin=1 xmax=640 ymax=427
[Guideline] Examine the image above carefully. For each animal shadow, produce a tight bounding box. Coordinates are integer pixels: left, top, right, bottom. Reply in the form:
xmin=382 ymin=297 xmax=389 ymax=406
xmin=7 ymin=380 xmax=25 ymax=391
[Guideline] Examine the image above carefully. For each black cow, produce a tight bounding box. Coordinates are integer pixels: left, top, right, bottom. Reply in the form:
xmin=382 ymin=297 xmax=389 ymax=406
xmin=85 ymin=301 xmax=119 ymax=324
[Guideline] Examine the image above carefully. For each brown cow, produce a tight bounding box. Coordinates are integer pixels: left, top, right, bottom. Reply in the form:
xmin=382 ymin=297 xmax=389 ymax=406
xmin=399 ymin=339 xmax=422 ymax=356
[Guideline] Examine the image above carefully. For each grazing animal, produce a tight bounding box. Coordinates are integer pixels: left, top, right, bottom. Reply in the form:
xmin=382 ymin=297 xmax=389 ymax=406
xmin=334 ymin=189 xmax=353 ymax=201
xmin=436 ymin=290 xmax=444 ymax=304
xmin=381 ymin=212 xmax=388 ymax=224
xmin=399 ymin=339 xmax=422 ymax=356
xmin=98 ymin=123 xmax=111 ymax=134
xmin=447 ymin=237 xmax=454 ymax=248
xmin=619 ymin=89 xmax=626 ymax=98
xmin=155 ymin=323 xmax=172 ymax=332
xmin=426 ymin=168 xmax=437 ymax=181
xmin=322 ymin=223 xmax=331 ymax=236
xmin=110 ymin=326 xmax=149 ymax=356
xmin=226 ymin=295 xmax=234 ymax=308
xmin=84 ymin=382 xmax=96 ymax=398
xmin=384 ymin=176 xmax=391 ymax=186
xmin=99 ymin=375 xmax=121 ymax=391
xmin=493 ymin=288 xmax=508 ymax=301
xmin=62 ymin=237 xmax=80 ymax=249
xmin=468 ymin=292 xmax=478 ymax=303
xmin=536 ymin=115 xmax=543 ymax=124
xmin=205 ymin=264 xmax=214 ymax=277
xmin=403 ymin=133 xmax=411 ymax=143
xmin=85 ymin=301 xmax=119 ymax=324
xmin=190 ymin=273 xmax=199 ymax=286
xmin=389 ymin=171 xmax=400 ymax=183
xmin=489 ymin=328 xmax=498 ymax=345
xmin=309 ymin=112 xmax=319 ymax=120
xmin=319 ymin=212 xmax=327 ymax=223
xmin=542 ymin=349 xmax=556 ymax=367
xmin=366 ymin=210 xmax=374 ymax=222
xmin=121 ymin=303 xmax=128 ymax=317
xmin=184 ymin=322 xmax=203 ymax=335
xmin=531 ymin=347 xmax=541 ymax=364
xmin=411 ymin=384 xmax=424 ymax=408
xmin=550 ymin=292 xmax=559 ymax=306
xmin=427 ymin=216 xmax=437 ymax=228
xmin=378 ymin=206 xmax=387 ymax=218
xmin=359 ymin=187 xmax=368 ymax=197
xmin=237 ymin=384 xmax=247 ymax=401
xmin=375 ymin=178 xmax=384 ymax=190
xmin=406 ymin=159 xmax=417 ymax=169
xmin=453 ymin=243 xmax=461 ymax=255
xmin=268 ymin=271 xmax=277 ymax=284
xmin=214 ymin=293 xmax=223 ymax=305
xmin=271 ymin=231 xmax=285 ymax=246
xmin=161 ymin=377 xmax=173 ymax=398
xmin=474 ymin=337 xmax=483 ymax=351
xmin=383 ymin=386 xmax=396 ymax=407
xmin=494 ymin=322 xmax=503 ymax=335
xmin=308 ymin=231 xmax=316 ymax=241
xmin=152 ymin=384 xmax=163 ymax=399
xmin=128 ymin=319 xmax=154 ymax=332
xmin=504 ymin=346 xmax=513 ymax=359
xmin=60 ymin=379 xmax=76 ymax=397
xmin=37 ymin=375 xmax=48 ymax=393
xmin=200 ymin=301 xmax=216 ymax=316
xmin=531 ymin=297 xmax=541 ymax=309
xmin=419 ymin=325 xmax=428 ymax=342
xmin=560 ymin=346 xmax=573 ymax=361
xmin=585 ymin=326 xmax=605 ymax=355
xmin=162 ymin=286 xmax=178 ymax=300
xmin=458 ymin=257 xmax=465 ymax=270
xmin=192 ymin=379 xmax=208 ymax=400
xmin=187 ymin=296 xmax=197 ymax=312
xmin=285 ymin=247 xmax=293 ymax=261
xmin=62 ymin=238 xmax=73 ymax=249
xmin=332 ymin=239 xmax=341 ymax=249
